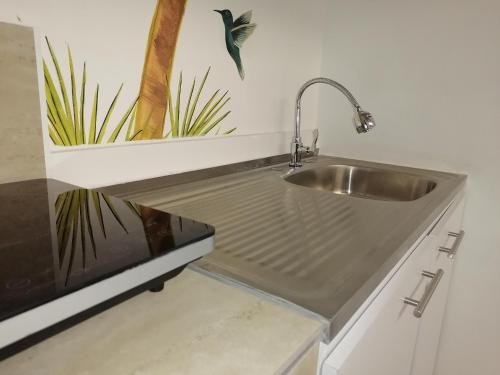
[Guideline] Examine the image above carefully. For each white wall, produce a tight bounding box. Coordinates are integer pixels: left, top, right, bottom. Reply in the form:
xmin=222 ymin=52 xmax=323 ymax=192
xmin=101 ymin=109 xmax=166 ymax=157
xmin=318 ymin=1 xmax=500 ymax=374
xmin=0 ymin=0 xmax=326 ymax=187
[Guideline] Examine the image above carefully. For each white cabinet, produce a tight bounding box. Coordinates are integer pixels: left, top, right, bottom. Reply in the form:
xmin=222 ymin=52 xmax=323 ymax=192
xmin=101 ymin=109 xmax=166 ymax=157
xmin=410 ymin=196 xmax=465 ymax=375
xmin=320 ymin=193 xmax=465 ymax=375
xmin=323 ymin=236 xmax=435 ymax=375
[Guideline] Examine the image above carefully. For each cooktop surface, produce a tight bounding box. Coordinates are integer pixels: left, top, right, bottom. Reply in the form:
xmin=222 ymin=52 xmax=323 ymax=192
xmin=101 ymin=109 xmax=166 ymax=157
xmin=0 ymin=179 xmax=214 ymax=323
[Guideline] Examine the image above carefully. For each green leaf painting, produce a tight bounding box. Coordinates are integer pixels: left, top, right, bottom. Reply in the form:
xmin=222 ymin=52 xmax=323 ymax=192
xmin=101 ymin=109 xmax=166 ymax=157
xmin=165 ymin=68 xmax=235 ymax=138
xmin=44 ymin=38 xmax=138 ymax=146
xmin=44 ymin=37 xmax=236 ymax=146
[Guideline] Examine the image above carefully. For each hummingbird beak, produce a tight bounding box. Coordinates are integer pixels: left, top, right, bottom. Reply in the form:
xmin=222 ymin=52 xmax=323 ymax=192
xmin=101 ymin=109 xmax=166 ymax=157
xmin=214 ymin=10 xmax=222 ymax=14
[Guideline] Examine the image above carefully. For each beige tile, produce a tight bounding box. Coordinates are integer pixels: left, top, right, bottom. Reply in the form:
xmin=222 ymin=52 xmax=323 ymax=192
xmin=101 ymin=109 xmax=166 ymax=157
xmin=286 ymin=343 xmax=319 ymax=375
xmin=0 ymin=270 xmax=322 ymax=375
xmin=0 ymin=22 xmax=45 ymax=183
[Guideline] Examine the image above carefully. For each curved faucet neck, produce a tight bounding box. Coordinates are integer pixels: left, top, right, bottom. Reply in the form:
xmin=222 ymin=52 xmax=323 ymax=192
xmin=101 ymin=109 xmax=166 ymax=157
xmin=296 ymin=78 xmax=361 ymax=112
xmin=291 ymin=78 xmax=365 ymax=168
xmin=294 ymin=78 xmax=361 ymax=140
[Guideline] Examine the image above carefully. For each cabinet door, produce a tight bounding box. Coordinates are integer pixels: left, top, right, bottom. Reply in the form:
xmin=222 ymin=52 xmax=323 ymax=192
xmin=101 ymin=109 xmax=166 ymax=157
xmin=323 ymin=235 xmax=436 ymax=375
xmin=410 ymin=196 xmax=465 ymax=375
xmin=409 ymin=255 xmax=452 ymax=375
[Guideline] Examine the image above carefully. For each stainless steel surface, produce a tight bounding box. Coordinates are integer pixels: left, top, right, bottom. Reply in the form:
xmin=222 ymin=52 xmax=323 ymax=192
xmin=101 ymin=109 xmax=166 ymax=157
xmin=353 ymin=110 xmax=376 ymax=134
xmin=99 ymin=153 xmax=298 ymax=198
xmin=438 ymin=230 xmax=465 ymax=259
xmin=404 ymin=269 xmax=444 ymax=318
xmin=284 ymin=164 xmax=437 ymax=201
xmin=103 ymin=155 xmax=466 ymax=342
xmin=290 ymin=78 xmax=375 ymax=168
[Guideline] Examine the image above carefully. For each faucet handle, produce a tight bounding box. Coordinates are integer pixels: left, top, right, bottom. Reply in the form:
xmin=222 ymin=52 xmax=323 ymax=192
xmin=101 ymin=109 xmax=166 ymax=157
xmin=289 ymin=130 xmax=319 ymax=167
xmin=308 ymin=129 xmax=319 ymax=156
xmin=312 ymin=129 xmax=319 ymax=147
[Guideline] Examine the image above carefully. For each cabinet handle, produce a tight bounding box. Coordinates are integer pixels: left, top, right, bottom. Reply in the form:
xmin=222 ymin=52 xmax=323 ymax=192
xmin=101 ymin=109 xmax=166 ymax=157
xmin=438 ymin=230 xmax=465 ymax=259
xmin=403 ymin=269 xmax=444 ymax=318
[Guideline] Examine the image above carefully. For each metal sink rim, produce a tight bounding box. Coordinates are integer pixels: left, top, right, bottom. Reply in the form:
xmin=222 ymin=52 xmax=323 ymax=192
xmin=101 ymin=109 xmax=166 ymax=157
xmin=283 ymin=163 xmax=438 ymax=202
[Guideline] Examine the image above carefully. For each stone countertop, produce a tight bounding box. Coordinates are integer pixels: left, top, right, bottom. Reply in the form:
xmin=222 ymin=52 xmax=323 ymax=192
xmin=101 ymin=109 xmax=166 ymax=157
xmin=0 ymin=269 xmax=322 ymax=375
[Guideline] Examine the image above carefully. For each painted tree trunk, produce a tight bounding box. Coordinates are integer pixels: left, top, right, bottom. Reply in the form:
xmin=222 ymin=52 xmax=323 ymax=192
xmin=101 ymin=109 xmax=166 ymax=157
xmin=134 ymin=0 xmax=187 ymax=140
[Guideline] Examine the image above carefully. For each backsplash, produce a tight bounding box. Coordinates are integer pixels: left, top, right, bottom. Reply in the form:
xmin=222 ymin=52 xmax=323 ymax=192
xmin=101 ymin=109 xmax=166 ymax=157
xmin=0 ymin=0 xmax=326 ymax=186
xmin=0 ymin=22 xmax=45 ymax=183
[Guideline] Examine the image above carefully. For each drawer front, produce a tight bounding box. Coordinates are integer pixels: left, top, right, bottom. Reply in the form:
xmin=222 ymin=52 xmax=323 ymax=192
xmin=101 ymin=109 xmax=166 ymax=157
xmin=323 ymin=235 xmax=438 ymax=375
xmin=429 ymin=191 xmax=465 ymax=263
xmin=410 ymin=256 xmax=453 ymax=375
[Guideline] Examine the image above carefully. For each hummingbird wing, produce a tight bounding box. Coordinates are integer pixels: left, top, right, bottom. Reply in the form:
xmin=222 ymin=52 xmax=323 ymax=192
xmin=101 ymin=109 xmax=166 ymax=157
xmin=231 ymin=23 xmax=256 ymax=48
xmin=233 ymin=10 xmax=252 ymax=28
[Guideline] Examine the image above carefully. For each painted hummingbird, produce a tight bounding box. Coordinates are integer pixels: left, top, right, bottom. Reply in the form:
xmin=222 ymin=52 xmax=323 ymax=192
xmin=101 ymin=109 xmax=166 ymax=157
xmin=214 ymin=9 xmax=256 ymax=80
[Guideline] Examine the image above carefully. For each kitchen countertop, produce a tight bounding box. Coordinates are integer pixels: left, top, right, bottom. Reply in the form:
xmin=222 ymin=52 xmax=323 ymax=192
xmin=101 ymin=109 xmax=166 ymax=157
xmin=0 ymin=269 xmax=323 ymax=374
xmin=101 ymin=155 xmax=466 ymax=341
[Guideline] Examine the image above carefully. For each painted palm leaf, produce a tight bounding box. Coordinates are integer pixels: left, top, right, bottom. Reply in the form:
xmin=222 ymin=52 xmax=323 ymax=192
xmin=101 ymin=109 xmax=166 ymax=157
xmin=164 ymin=68 xmax=236 ymax=137
xmin=44 ymin=38 xmax=137 ymax=145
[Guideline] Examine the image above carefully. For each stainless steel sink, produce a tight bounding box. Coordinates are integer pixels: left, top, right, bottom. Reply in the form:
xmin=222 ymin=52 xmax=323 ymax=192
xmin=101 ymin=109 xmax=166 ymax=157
xmin=284 ymin=164 xmax=437 ymax=201
xmin=105 ymin=154 xmax=466 ymax=341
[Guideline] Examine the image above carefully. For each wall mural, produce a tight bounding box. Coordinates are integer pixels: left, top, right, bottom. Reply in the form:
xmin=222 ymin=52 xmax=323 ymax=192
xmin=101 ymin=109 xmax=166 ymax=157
xmin=44 ymin=38 xmax=139 ymax=145
xmin=43 ymin=0 xmax=250 ymax=145
xmin=214 ymin=10 xmax=256 ymax=81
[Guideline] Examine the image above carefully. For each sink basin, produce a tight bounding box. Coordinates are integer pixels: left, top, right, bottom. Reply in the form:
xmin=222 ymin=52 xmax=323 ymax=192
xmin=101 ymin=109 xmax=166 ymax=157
xmin=284 ymin=164 xmax=437 ymax=201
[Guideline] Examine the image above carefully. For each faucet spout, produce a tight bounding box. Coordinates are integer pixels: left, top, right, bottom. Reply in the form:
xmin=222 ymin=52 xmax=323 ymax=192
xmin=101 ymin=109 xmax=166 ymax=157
xmin=289 ymin=78 xmax=375 ymax=168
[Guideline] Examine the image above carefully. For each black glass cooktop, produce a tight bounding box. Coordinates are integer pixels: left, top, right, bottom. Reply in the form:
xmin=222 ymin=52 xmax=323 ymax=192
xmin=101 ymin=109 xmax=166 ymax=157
xmin=0 ymin=179 xmax=214 ymax=323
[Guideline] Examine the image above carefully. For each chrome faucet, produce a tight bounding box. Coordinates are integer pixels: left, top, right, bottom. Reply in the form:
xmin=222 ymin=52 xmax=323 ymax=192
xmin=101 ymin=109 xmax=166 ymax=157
xmin=289 ymin=78 xmax=376 ymax=168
